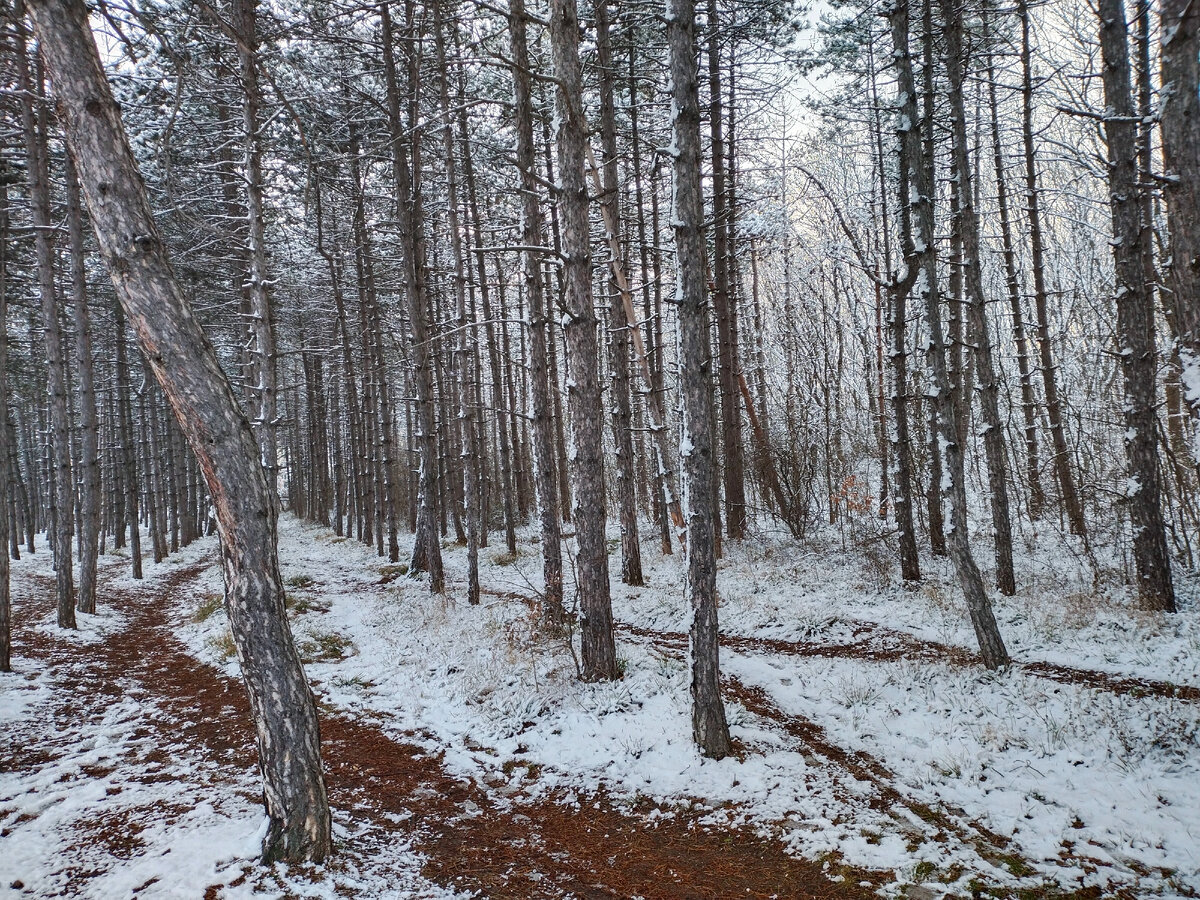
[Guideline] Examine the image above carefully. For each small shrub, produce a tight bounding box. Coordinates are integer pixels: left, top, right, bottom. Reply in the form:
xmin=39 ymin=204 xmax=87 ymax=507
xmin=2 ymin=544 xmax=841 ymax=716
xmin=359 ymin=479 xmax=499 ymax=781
xmin=297 ymin=630 xmax=356 ymax=663
xmin=492 ymin=550 xmax=521 ymax=567
xmin=379 ymin=563 xmax=408 ymax=583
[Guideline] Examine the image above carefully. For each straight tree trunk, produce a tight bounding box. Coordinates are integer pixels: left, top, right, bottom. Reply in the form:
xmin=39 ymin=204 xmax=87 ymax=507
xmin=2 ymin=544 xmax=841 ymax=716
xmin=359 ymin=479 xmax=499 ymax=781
xmin=434 ymin=0 xmax=481 ymax=605
xmin=0 ymin=159 xmax=10 ymax=671
xmin=1018 ymin=0 xmax=1087 ymax=538
xmin=983 ymin=12 xmax=1043 ymax=523
xmin=380 ymin=1 xmax=444 ymax=592
xmin=27 ymin=0 xmax=333 ymax=859
xmin=706 ymin=0 xmax=746 ymax=539
xmin=115 ymin=301 xmax=142 ymax=577
xmin=1097 ymin=0 xmax=1176 ymax=611
xmin=669 ymin=0 xmax=733 ymax=758
xmin=510 ymin=0 xmax=564 ymax=620
xmin=920 ymin=0 xmax=946 ymax=558
xmin=17 ymin=16 xmax=75 ymax=628
xmin=65 ymin=156 xmax=101 ymax=614
xmin=596 ymin=0 xmax=643 ymax=585
xmin=548 ymin=0 xmax=619 ymax=681
xmin=231 ymin=0 xmax=278 ymax=503
xmin=1160 ymin=0 xmax=1200 ymax=463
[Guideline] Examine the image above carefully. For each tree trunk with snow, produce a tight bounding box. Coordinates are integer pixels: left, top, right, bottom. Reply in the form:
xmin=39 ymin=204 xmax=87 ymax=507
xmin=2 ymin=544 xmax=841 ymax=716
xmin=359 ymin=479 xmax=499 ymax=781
xmin=0 ymin=160 xmax=10 ymax=672
xmin=1161 ymin=0 xmax=1200 ymax=464
xmin=510 ymin=0 xmax=565 ymax=620
xmin=548 ymin=0 xmax=619 ymax=681
xmin=379 ymin=1 xmax=444 ymax=592
xmin=17 ymin=14 xmax=75 ymax=629
xmin=669 ymin=0 xmax=733 ymax=758
xmin=941 ymin=0 xmax=1016 ymax=597
xmin=1018 ymin=0 xmax=1088 ymax=539
xmin=891 ymin=0 xmax=1009 ymax=669
xmin=1097 ymin=0 xmax=1176 ymax=612
xmin=26 ymin=0 xmax=333 ymax=860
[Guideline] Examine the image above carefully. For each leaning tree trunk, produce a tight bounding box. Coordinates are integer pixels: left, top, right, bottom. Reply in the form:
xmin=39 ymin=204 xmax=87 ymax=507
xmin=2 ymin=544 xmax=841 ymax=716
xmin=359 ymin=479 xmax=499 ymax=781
xmin=16 ymin=13 xmax=74 ymax=629
xmin=941 ymin=0 xmax=1016 ymax=597
xmin=1097 ymin=0 xmax=1176 ymax=612
xmin=510 ymin=0 xmax=565 ymax=621
xmin=669 ymin=0 xmax=733 ymax=759
xmin=1161 ymin=0 xmax=1200 ymax=464
xmin=891 ymin=0 xmax=1009 ymax=669
xmin=27 ymin=0 xmax=332 ymax=860
xmin=548 ymin=0 xmax=619 ymax=681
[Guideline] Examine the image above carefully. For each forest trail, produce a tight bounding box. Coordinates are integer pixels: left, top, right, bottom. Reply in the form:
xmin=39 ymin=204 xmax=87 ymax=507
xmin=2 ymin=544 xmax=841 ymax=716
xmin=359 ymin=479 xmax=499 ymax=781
xmin=3 ymin=550 xmax=879 ymax=900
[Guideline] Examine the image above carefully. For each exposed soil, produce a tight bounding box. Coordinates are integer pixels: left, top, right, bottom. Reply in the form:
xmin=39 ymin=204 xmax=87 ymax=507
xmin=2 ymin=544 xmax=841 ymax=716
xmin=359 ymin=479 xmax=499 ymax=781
xmin=6 ymin=555 xmax=878 ymax=900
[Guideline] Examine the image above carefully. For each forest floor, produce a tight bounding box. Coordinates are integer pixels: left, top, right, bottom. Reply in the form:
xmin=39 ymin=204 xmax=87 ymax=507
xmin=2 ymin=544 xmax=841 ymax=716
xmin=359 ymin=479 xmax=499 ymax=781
xmin=2 ymin=514 xmax=1199 ymax=899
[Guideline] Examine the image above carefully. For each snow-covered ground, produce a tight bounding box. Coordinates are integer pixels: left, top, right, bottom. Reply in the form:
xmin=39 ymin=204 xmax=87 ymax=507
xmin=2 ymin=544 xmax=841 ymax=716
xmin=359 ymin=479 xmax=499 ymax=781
xmin=185 ymin=516 xmax=1200 ymax=896
xmin=4 ymin=513 xmax=1199 ymax=897
xmin=0 ymin=536 xmax=460 ymax=900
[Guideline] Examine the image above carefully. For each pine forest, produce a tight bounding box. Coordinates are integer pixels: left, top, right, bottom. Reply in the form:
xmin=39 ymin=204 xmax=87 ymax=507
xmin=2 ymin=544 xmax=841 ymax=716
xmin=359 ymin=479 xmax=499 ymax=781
xmin=2 ymin=0 xmax=1200 ymax=895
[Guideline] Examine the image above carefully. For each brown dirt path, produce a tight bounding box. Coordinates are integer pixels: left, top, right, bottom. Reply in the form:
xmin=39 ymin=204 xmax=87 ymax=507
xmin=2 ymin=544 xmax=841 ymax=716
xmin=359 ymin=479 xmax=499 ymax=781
xmin=5 ymin=554 xmax=879 ymax=900
xmin=617 ymin=621 xmax=1200 ymax=703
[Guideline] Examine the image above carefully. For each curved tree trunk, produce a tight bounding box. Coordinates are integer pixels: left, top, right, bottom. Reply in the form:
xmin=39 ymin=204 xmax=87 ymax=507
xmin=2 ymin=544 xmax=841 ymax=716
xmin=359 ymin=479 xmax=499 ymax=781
xmin=27 ymin=0 xmax=332 ymax=860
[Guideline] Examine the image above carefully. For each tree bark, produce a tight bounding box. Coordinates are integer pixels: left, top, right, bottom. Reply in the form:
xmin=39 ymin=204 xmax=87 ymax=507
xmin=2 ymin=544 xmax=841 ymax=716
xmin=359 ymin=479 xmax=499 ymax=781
xmin=891 ymin=0 xmax=1009 ymax=668
xmin=941 ymin=0 xmax=1016 ymax=597
xmin=1161 ymin=0 xmax=1200 ymax=463
xmin=0 ymin=159 xmax=10 ymax=671
xmin=17 ymin=14 xmax=75 ymax=628
xmin=27 ymin=0 xmax=332 ymax=859
xmin=596 ymin=0 xmax=644 ymax=585
xmin=434 ymin=0 xmax=481 ymax=606
xmin=669 ymin=0 xmax=733 ymax=758
xmin=64 ymin=155 xmax=101 ymax=614
xmin=1097 ymin=0 xmax=1176 ymax=611
xmin=380 ymin=1 xmax=444 ymax=592
xmin=548 ymin=0 xmax=618 ymax=681
xmin=706 ymin=0 xmax=746 ymax=539
xmin=510 ymin=0 xmax=564 ymax=620
xmin=231 ymin=0 xmax=279 ymax=504
xmin=983 ymin=10 xmax=1043 ymax=523
xmin=1018 ymin=0 xmax=1087 ymax=538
